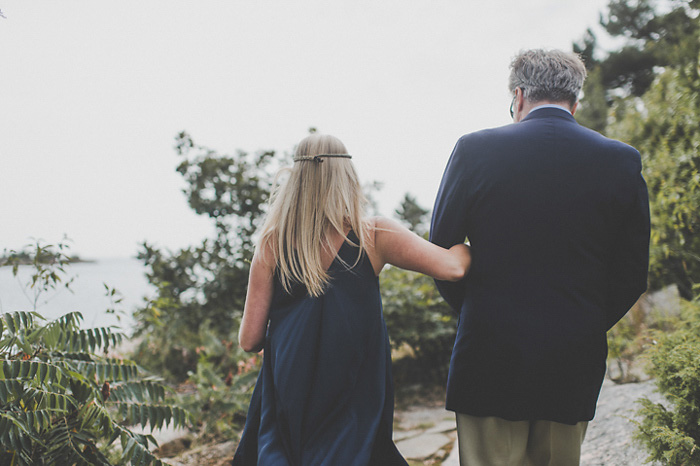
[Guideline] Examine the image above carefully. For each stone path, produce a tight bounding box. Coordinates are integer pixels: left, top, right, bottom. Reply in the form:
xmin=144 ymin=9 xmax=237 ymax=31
xmin=392 ymin=378 xmax=661 ymax=465
xmin=159 ymin=378 xmax=662 ymax=465
xmin=580 ymin=379 xmax=661 ymax=466
xmin=393 ymin=406 xmax=458 ymax=464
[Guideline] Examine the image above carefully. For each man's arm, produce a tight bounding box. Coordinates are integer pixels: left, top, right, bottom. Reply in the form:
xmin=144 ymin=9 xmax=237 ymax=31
xmin=606 ymin=157 xmax=651 ymax=330
xmin=430 ymin=138 xmax=471 ymax=312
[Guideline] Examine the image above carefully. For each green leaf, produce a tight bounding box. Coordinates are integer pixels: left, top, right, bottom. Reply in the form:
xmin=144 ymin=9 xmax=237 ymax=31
xmin=6 ymin=313 xmax=16 ymax=334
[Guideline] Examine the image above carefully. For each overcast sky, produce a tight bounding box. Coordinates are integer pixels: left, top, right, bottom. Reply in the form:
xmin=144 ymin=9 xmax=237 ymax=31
xmin=1 ymin=1 xmax=613 ymax=259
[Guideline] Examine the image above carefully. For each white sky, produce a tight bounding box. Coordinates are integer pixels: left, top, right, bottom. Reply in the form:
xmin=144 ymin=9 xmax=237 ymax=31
xmin=0 ymin=0 xmax=613 ymax=259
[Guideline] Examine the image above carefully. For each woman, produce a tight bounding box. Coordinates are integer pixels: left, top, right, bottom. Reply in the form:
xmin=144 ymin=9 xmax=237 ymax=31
xmin=233 ymin=134 xmax=470 ymax=465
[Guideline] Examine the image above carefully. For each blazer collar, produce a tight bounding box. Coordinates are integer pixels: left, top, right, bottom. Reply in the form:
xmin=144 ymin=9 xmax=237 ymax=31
xmin=521 ymin=106 xmax=577 ymax=124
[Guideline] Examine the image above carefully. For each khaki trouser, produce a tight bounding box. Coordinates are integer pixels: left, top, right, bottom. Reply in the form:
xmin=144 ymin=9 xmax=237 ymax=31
xmin=456 ymin=413 xmax=588 ymax=466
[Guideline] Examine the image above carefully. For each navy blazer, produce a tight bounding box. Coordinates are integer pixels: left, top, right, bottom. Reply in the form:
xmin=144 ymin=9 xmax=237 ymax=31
xmin=430 ymin=108 xmax=650 ymax=424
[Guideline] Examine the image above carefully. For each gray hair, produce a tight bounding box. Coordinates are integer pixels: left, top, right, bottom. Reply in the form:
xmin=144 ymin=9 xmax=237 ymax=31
xmin=508 ymin=49 xmax=587 ymax=106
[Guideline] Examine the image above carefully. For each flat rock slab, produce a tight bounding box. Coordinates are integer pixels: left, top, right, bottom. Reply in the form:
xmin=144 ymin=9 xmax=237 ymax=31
xmin=393 ymin=429 xmax=423 ymax=442
xmin=395 ymin=406 xmax=453 ymax=429
xmin=425 ymin=419 xmax=457 ymax=435
xmin=396 ymin=432 xmax=453 ymax=460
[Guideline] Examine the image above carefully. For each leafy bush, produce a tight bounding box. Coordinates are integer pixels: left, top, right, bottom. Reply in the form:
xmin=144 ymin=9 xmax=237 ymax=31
xmin=381 ymin=267 xmax=456 ymax=387
xmin=1 ymin=242 xmax=190 ymax=466
xmin=606 ymin=298 xmax=677 ymax=384
xmin=384 ymin=195 xmax=457 ymax=387
xmin=635 ymin=300 xmax=700 ymax=465
xmin=176 ymin=326 xmax=260 ymax=443
xmin=132 ymin=132 xmax=282 ymax=382
xmin=606 ymin=302 xmax=650 ymax=384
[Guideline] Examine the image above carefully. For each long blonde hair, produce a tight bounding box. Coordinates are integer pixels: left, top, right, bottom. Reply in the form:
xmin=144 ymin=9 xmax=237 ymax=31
xmin=258 ymin=134 xmax=369 ymax=297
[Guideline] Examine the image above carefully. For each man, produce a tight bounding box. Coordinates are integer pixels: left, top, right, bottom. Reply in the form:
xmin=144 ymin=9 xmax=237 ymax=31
xmin=430 ymin=49 xmax=650 ymax=465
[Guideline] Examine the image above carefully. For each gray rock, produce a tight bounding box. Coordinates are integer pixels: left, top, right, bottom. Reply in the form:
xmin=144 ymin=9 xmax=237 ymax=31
xmin=425 ymin=419 xmax=457 ymax=435
xmin=396 ymin=432 xmax=454 ymax=460
xmin=641 ymin=285 xmax=681 ymax=318
xmin=581 ymin=379 xmax=662 ymax=466
xmin=394 ymin=429 xmax=423 ymax=442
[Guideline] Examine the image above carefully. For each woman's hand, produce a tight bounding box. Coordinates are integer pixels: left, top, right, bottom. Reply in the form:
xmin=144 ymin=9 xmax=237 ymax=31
xmin=448 ymin=243 xmax=471 ymax=280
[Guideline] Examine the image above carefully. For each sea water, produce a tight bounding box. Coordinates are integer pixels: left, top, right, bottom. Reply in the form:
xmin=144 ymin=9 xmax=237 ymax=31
xmin=0 ymin=257 xmax=155 ymax=333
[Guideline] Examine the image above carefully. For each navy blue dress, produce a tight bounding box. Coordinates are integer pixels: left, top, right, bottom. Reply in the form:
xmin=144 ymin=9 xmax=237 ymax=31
xmin=232 ymin=232 xmax=407 ymax=465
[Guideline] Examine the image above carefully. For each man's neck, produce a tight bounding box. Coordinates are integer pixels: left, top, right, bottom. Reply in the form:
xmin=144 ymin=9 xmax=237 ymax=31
xmin=514 ymin=100 xmax=576 ymax=122
xmin=529 ymin=103 xmax=572 ymax=114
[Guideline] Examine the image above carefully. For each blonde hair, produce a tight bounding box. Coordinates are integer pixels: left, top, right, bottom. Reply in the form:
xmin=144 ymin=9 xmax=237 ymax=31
xmin=258 ymin=134 xmax=369 ymax=297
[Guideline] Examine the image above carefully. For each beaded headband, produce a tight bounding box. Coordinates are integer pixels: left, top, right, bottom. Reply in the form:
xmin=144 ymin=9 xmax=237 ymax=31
xmin=293 ymin=154 xmax=352 ymax=163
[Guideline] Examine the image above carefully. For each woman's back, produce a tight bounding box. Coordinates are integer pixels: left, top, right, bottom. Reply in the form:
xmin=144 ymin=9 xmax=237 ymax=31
xmin=233 ymin=231 xmax=407 ymax=465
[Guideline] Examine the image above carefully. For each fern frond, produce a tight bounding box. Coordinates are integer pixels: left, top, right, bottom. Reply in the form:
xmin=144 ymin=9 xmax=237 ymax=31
xmin=1 ymin=311 xmax=42 ymax=335
xmin=52 ymin=311 xmax=84 ymax=328
xmin=62 ymin=327 xmax=124 ymax=353
xmin=118 ymin=426 xmax=170 ymax=466
xmin=0 ymin=410 xmax=38 ymax=457
xmin=25 ymin=386 xmax=75 ymax=411
xmin=108 ymin=379 xmax=167 ymax=403
xmin=13 ymin=409 xmax=56 ymax=433
xmin=78 ymin=401 xmax=114 ymax=435
xmin=26 ymin=311 xmax=80 ymax=345
xmin=0 ymin=359 xmax=62 ymax=385
xmin=50 ymin=351 xmax=95 ymax=362
xmin=116 ymin=403 xmax=191 ymax=431
xmin=71 ymin=359 xmax=139 ymax=382
xmin=42 ymin=418 xmax=111 ymax=466
xmin=0 ymin=378 xmax=24 ymax=403
xmin=0 ymin=410 xmax=33 ymax=437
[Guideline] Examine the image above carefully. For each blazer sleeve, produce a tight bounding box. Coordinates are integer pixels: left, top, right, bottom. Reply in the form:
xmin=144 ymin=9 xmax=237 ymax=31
xmin=430 ymin=138 xmax=471 ymax=312
xmin=605 ymin=153 xmax=651 ymax=330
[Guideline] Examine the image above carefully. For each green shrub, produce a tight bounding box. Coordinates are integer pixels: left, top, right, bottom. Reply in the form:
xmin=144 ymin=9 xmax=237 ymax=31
xmin=381 ymin=267 xmax=456 ymax=387
xmin=1 ymin=242 xmax=190 ymax=466
xmin=635 ymin=300 xmax=700 ymax=465
xmin=176 ymin=326 xmax=260 ymax=444
xmin=383 ymin=194 xmax=457 ymax=389
xmin=606 ymin=299 xmax=677 ymax=384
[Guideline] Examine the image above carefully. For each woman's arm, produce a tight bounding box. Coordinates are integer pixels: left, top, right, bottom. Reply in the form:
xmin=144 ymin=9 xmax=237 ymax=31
xmin=372 ymin=217 xmax=470 ymax=281
xmin=238 ymin=245 xmax=275 ymax=353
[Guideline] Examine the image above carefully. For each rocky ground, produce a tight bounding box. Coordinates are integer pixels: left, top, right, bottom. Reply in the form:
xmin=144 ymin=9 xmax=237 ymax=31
xmin=157 ymin=378 xmax=663 ymax=465
xmin=579 ymin=379 xmax=662 ymax=466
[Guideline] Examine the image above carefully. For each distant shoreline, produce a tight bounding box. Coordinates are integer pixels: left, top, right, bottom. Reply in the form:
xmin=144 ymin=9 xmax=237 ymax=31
xmin=0 ymin=256 xmax=95 ymax=267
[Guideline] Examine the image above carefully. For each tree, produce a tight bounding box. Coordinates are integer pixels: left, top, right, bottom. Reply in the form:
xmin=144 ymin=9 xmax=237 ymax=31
xmin=608 ymin=66 xmax=700 ymax=299
xmin=572 ymin=0 xmax=700 ymax=297
xmin=574 ymin=29 xmax=612 ymax=133
xmin=574 ymin=0 xmax=700 ymax=134
xmin=395 ymin=193 xmax=430 ymax=236
xmin=132 ymin=132 xmax=283 ymax=381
